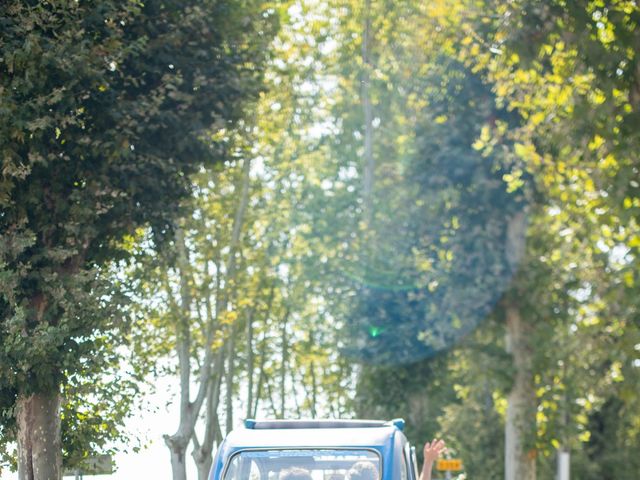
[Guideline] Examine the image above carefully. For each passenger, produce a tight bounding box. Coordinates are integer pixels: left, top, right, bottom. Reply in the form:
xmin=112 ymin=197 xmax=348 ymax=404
xmin=279 ymin=467 xmax=313 ymax=480
xmin=420 ymin=439 xmax=446 ymax=480
xmin=346 ymin=461 xmax=378 ymax=480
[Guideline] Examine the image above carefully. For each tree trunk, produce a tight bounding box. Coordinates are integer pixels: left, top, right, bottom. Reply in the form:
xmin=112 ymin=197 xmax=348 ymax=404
xmin=361 ymin=0 xmax=374 ymax=224
xmin=310 ymin=360 xmax=318 ymax=418
xmin=225 ymin=328 xmax=237 ymax=434
xmin=246 ymin=309 xmax=254 ymax=419
xmin=253 ymin=331 xmax=267 ymax=418
xmin=193 ymin=355 xmax=225 ymax=480
xmin=164 ymin=227 xmax=198 ymax=480
xmin=195 ymin=457 xmax=209 ymax=480
xmin=279 ymin=308 xmax=290 ymax=419
xmin=308 ymin=329 xmax=317 ymax=418
xmin=250 ymin=285 xmax=274 ymax=418
xmin=504 ymin=302 xmax=537 ymax=480
xmin=504 ymin=210 xmax=535 ymax=480
xmin=165 ymin=435 xmax=189 ymax=480
xmin=193 ymin=415 xmax=222 ymax=480
xmin=16 ymin=392 xmax=62 ymax=480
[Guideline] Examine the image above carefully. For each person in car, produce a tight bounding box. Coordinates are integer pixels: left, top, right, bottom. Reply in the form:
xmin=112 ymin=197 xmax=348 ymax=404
xmin=279 ymin=467 xmax=313 ymax=480
xmin=344 ymin=438 xmax=446 ymax=480
xmin=278 ymin=437 xmax=445 ymax=480
xmin=346 ymin=460 xmax=378 ymax=480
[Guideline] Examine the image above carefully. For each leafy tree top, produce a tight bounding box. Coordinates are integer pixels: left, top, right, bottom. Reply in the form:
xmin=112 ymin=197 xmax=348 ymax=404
xmin=0 ymin=0 xmax=277 ymax=467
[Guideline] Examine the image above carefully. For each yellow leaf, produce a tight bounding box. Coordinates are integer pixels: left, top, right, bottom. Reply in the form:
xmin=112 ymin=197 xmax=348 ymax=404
xmin=220 ymin=310 xmax=238 ymax=326
xmin=472 ymin=139 xmax=485 ymax=151
xmin=588 ymin=135 xmax=605 ymax=151
xmin=530 ymin=112 xmax=545 ymax=126
xmin=514 ymin=142 xmax=529 ymax=158
xmin=623 ymin=271 xmax=634 ymax=288
xmin=589 ymin=89 xmax=606 ymax=105
xmin=579 ymin=431 xmax=591 ymax=442
xmin=599 ymin=154 xmax=618 ymax=170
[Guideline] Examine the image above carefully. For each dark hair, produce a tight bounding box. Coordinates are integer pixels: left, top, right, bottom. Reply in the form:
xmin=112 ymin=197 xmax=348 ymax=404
xmin=280 ymin=467 xmax=313 ymax=480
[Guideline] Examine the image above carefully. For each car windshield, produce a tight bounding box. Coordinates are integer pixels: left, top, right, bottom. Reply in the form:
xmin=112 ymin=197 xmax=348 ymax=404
xmin=223 ymin=449 xmax=380 ymax=480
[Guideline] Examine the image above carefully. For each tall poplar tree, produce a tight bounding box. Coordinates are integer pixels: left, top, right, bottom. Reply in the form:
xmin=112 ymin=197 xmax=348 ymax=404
xmin=0 ymin=1 xmax=275 ymax=478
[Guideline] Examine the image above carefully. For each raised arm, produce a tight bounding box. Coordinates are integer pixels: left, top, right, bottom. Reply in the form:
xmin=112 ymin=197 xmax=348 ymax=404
xmin=419 ymin=439 xmax=446 ymax=480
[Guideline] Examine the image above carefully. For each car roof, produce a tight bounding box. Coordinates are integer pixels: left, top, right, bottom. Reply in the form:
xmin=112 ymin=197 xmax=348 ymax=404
xmin=224 ymin=422 xmax=400 ymax=449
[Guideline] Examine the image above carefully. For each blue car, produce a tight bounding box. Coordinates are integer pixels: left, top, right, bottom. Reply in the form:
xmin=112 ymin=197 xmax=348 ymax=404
xmin=209 ymin=419 xmax=420 ymax=480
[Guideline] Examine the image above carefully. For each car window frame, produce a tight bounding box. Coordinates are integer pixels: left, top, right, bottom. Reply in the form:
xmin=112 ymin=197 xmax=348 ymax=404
xmin=409 ymin=445 xmax=419 ymax=480
xmin=221 ymin=446 xmax=383 ymax=480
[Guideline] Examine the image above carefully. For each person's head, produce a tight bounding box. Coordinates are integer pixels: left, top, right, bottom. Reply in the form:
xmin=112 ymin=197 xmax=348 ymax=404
xmin=346 ymin=461 xmax=379 ymax=480
xmin=279 ymin=467 xmax=313 ymax=480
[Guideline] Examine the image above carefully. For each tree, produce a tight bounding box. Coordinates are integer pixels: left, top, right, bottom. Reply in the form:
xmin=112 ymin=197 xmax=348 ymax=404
xmin=448 ymin=1 xmax=640 ymax=477
xmin=123 ymin=8 xmax=363 ymax=474
xmin=0 ymin=0 xmax=275 ymax=477
xmin=383 ymin=1 xmax=640 ymax=478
